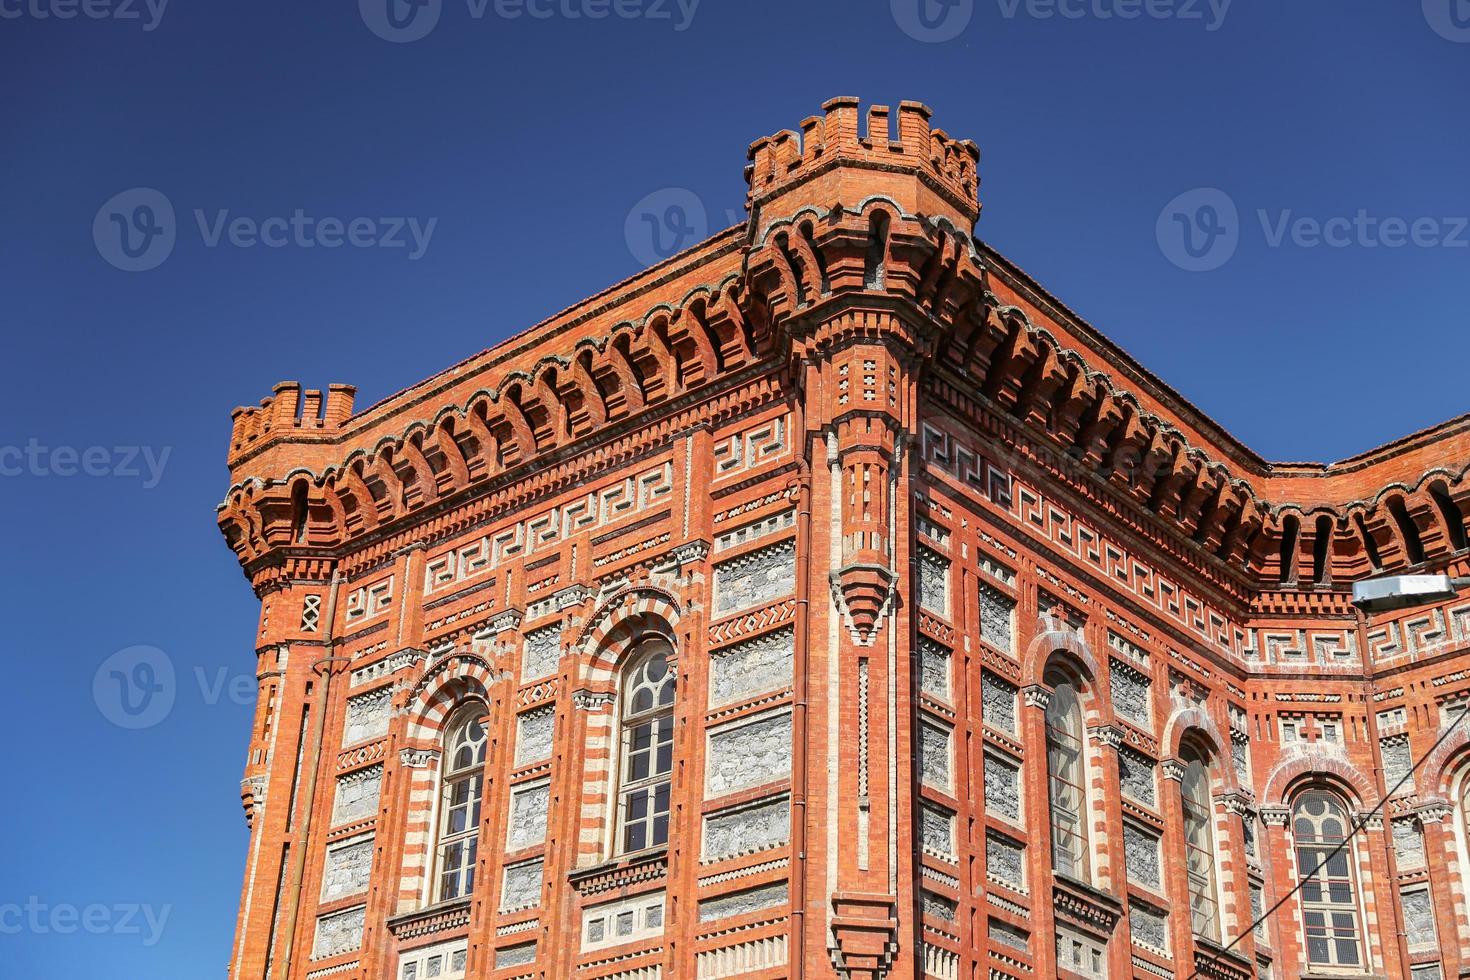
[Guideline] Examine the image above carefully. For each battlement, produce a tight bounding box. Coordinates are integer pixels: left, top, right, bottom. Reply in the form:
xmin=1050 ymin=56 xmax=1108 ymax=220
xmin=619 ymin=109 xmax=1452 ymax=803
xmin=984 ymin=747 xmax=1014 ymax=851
xmin=745 ymin=97 xmax=980 ymax=220
xmin=229 ymin=381 xmax=356 ymax=463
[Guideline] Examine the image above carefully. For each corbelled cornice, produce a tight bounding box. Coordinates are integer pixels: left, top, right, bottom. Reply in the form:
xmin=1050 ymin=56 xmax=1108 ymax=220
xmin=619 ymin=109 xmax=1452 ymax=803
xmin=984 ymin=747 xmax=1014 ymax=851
xmin=219 ymin=98 xmax=1470 ymax=603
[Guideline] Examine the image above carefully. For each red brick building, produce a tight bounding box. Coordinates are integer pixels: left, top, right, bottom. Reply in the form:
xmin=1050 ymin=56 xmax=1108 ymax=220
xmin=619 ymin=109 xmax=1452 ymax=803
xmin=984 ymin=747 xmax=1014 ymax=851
xmin=218 ymin=98 xmax=1470 ymax=980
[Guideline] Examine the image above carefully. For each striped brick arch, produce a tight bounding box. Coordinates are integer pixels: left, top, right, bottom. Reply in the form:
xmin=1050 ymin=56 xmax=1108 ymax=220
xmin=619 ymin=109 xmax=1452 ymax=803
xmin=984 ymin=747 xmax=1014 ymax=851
xmin=395 ymin=653 xmax=494 ymax=912
xmin=570 ymin=587 xmax=681 ymax=868
xmin=1162 ymin=707 xmax=1239 ymax=792
xmin=1023 ymin=630 xmax=1101 ymax=690
xmin=576 ymin=586 xmax=682 ymax=690
xmin=403 ymin=652 xmax=495 ymax=743
xmin=1260 ymin=751 xmax=1378 ymax=809
xmin=1421 ymin=724 xmax=1470 ymax=799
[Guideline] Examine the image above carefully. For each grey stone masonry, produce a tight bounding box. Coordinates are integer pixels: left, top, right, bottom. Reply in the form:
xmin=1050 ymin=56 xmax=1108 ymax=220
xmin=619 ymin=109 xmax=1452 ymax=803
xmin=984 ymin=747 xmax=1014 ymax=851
xmin=342 ymin=687 xmax=392 ymax=746
xmin=706 ymin=711 xmax=793 ymax=796
xmin=713 ymin=540 xmax=796 ymax=616
xmin=919 ymin=717 xmax=952 ymax=790
xmin=917 ymin=547 xmax=950 ymax=617
xmin=986 ymin=831 xmax=1025 ymax=889
xmin=320 ymin=836 xmax=374 ymax=903
xmin=507 ymin=781 xmax=550 ymax=850
xmin=1130 ymin=900 xmax=1168 ymax=952
xmin=521 ymin=623 xmax=561 ymax=681
xmin=708 ymin=627 xmax=794 ymax=707
xmin=1118 ymin=746 xmax=1157 ymax=807
xmin=331 ymin=765 xmax=382 ymax=826
xmin=984 ymin=753 xmax=1021 ymax=822
xmin=920 ymin=801 xmax=956 ymax=860
xmin=979 ymin=584 xmax=1015 ymax=654
xmin=697 ymin=881 xmax=789 ymax=922
xmin=514 ymin=706 xmax=556 ymax=767
xmin=1124 ymin=822 xmax=1161 ymax=888
xmin=982 ymin=672 xmax=1017 ymax=734
xmin=312 ymin=905 xmax=365 ymax=960
xmin=500 ymin=859 xmax=543 ymax=912
xmin=919 ymin=636 xmax=951 ymax=703
xmin=702 ymin=796 xmax=790 ymax=862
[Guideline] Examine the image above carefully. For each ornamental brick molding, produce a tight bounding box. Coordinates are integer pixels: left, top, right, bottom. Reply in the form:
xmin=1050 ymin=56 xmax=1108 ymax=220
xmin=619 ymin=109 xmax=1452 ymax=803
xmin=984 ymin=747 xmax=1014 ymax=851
xmin=220 ymin=98 xmax=1470 ymax=980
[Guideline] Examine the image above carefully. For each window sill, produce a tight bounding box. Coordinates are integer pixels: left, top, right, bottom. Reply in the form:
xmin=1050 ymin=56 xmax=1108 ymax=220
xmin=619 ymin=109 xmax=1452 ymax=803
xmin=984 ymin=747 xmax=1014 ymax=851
xmin=567 ymin=849 xmax=669 ymax=896
xmin=384 ymin=896 xmax=473 ymax=940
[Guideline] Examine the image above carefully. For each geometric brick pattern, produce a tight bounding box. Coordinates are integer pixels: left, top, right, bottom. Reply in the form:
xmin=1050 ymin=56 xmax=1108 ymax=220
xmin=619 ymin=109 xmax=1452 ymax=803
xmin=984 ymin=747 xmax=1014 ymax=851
xmin=219 ymin=97 xmax=1470 ymax=980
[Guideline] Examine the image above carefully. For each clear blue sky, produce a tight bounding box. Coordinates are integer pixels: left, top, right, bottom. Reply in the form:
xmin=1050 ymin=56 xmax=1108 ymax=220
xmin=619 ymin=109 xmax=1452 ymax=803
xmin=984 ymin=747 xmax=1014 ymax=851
xmin=1 ymin=1 xmax=1466 ymax=976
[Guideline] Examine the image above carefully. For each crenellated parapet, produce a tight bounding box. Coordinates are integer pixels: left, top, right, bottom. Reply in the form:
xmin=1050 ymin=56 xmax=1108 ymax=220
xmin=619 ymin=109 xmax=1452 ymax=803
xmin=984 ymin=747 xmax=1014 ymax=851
xmin=218 ymin=97 xmax=1470 ymax=607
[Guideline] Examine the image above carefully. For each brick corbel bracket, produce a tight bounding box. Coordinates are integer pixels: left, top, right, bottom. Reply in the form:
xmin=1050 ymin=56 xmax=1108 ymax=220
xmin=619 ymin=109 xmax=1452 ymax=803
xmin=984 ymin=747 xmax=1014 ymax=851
xmin=830 ymin=563 xmax=897 ymax=647
xmin=828 ymin=891 xmax=899 ymax=980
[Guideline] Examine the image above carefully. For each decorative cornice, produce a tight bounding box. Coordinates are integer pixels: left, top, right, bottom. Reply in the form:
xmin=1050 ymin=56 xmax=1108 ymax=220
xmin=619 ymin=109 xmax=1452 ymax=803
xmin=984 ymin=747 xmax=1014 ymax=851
xmin=399 ymin=748 xmax=441 ymax=769
xmin=1021 ymin=685 xmax=1052 ymax=710
xmin=1258 ymin=805 xmax=1289 ymax=828
xmin=1414 ymin=798 xmax=1453 ymax=824
xmin=572 ymin=690 xmax=616 ymax=711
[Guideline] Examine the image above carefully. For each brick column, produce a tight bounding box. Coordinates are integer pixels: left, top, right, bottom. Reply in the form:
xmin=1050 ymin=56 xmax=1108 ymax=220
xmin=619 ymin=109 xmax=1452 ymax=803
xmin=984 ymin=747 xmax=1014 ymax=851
xmin=1087 ymin=724 xmax=1132 ymax=978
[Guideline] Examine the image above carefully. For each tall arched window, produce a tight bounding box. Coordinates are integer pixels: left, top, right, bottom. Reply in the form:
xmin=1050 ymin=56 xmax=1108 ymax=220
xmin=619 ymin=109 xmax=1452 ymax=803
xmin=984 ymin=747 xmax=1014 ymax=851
xmin=618 ymin=636 xmax=676 ymax=854
xmin=1045 ymin=671 xmax=1089 ymax=881
xmin=435 ymin=704 xmax=487 ymax=901
xmin=1180 ymin=747 xmax=1220 ymax=941
xmin=1293 ymin=790 xmax=1362 ymax=969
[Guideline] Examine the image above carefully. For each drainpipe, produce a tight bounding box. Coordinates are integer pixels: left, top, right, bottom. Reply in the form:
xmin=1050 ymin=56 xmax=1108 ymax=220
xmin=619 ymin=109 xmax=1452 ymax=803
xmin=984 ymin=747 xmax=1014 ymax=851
xmin=275 ymin=569 xmax=348 ymax=978
xmin=789 ymin=390 xmax=813 ymax=980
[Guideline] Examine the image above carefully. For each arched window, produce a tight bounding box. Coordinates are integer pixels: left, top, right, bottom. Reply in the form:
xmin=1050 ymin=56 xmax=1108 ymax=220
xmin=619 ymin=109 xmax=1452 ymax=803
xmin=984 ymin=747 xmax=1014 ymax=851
xmin=617 ymin=636 xmax=676 ymax=854
xmin=1293 ymin=790 xmax=1362 ymax=969
xmin=1045 ymin=671 xmax=1089 ymax=881
xmin=435 ymin=704 xmax=487 ymax=901
xmin=1180 ymin=747 xmax=1220 ymax=941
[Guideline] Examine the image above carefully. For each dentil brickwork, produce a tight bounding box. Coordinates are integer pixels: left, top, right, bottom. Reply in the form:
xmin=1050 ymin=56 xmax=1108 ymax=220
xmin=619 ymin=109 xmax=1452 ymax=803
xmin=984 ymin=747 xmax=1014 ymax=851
xmin=218 ymin=98 xmax=1470 ymax=980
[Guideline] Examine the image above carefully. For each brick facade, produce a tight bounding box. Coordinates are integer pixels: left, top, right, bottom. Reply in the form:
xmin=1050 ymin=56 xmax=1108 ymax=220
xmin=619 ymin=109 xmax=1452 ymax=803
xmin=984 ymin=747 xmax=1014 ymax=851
xmin=218 ymin=98 xmax=1470 ymax=979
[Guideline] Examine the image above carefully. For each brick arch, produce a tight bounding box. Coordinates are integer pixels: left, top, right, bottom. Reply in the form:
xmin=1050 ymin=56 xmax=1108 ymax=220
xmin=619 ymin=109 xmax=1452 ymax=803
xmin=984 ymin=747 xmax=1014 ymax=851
xmin=1421 ymin=724 xmax=1470 ymax=800
xmin=1162 ymin=708 xmax=1239 ymax=793
xmin=1024 ymin=631 xmax=1099 ymax=687
xmin=403 ymin=652 xmax=494 ymax=743
xmin=1026 ymin=634 xmax=1107 ymax=727
xmin=576 ymin=586 xmax=682 ymax=689
xmin=1261 ymin=747 xmax=1378 ymax=808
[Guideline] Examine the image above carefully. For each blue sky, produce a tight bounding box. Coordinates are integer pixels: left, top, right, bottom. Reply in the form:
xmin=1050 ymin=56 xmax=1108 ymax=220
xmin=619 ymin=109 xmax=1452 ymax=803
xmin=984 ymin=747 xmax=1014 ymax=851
xmin=1 ymin=1 xmax=1466 ymax=976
